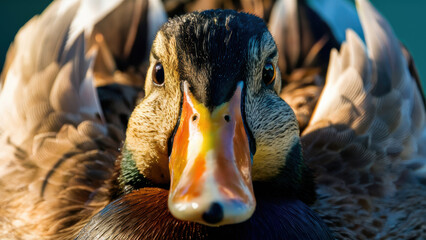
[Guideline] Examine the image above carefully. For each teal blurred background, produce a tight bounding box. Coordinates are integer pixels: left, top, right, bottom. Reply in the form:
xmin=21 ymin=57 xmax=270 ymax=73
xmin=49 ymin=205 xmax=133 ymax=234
xmin=0 ymin=0 xmax=425 ymax=92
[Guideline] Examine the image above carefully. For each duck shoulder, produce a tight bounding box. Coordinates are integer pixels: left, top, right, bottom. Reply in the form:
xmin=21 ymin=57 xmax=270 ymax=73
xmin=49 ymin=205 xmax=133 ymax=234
xmin=301 ymin=0 xmax=426 ymax=238
xmin=0 ymin=0 xmax=165 ymax=238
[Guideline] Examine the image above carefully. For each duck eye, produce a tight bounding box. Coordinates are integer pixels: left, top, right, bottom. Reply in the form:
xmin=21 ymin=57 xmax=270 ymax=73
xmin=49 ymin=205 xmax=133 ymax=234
xmin=153 ymin=63 xmax=165 ymax=85
xmin=262 ymin=63 xmax=276 ymax=86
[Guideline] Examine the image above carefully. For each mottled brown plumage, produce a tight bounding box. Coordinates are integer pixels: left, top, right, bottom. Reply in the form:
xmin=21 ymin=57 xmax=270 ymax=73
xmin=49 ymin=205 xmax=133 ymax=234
xmin=301 ymin=0 xmax=426 ymax=238
xmin=0 ymin=0 xmax=425 ymax=239
xmin=0 ymin=0 xmax=165 ymax=238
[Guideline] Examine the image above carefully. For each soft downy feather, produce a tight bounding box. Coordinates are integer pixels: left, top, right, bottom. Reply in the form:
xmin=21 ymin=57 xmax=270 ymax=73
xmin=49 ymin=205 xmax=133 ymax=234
xmin=0 ymin=0 xmax=102 ymax=154
xmin=0 ymin=2 xmax=110 ymax=237
xmin=302 ymin=0 xmax=426 ymax=238
xmin=0 ymin=0 xmax=166 ymax=238
xmin=65 ymin=0 xmax=124 ymax=51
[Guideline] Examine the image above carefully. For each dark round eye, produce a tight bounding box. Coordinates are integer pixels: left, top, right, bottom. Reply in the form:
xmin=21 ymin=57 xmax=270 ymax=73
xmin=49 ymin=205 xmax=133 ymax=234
xmin=153 ymin=63 xmax=165 ymax=85
xmin=262 ymin=63 xmax=276 ymax=86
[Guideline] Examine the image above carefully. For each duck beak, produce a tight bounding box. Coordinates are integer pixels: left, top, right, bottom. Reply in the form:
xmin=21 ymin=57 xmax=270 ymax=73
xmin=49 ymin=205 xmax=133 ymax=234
xmin=168 ymin=81 xmax=255 ymax=226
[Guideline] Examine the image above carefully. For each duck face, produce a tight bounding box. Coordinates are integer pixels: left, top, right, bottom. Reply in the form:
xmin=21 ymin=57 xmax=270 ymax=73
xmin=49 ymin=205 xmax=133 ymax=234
xmin=122 ymin=10 xmax=310 ymax=226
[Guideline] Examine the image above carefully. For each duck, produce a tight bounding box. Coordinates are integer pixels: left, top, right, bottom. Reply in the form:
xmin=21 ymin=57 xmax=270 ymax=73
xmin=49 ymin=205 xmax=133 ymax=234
xmin=0 ymin=0 xmax=425 ymax=240
xmin=1 ymin=1 xmax=332 ymax=238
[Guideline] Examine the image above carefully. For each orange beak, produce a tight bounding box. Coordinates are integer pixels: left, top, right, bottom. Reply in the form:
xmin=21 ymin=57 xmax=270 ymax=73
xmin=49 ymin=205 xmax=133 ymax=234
xmin=168 ymin=81 xmax=255 ymax=226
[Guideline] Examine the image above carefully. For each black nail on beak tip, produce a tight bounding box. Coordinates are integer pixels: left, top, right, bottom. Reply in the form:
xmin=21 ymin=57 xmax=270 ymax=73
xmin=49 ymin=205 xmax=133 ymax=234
xmin=202 ymin=202 xmax=224 ymax=224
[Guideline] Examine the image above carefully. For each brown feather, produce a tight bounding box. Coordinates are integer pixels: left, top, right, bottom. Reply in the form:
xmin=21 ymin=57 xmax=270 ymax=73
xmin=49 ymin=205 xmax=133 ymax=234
xmin=302 ymin=0 xmax=426 ymax=238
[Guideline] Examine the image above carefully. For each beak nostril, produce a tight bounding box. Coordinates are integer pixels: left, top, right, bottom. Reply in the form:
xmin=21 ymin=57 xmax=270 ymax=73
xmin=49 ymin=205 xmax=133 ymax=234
xmin=224 ymin=115 xmax=231 ymax=122
xmin=192 ymin=114 xmax=198 ymax=122
xmin=202 ymin=202 xmax=224 ymax=224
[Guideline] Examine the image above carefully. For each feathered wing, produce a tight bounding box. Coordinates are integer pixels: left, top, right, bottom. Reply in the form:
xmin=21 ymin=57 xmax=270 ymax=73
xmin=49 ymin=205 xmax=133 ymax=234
xmin=0 ymin=0 xmax=166 ymax=239
xmin=0 ymin=0 xmax=100 ymax=154
xmin=302 ymin=0 xmax=426 ymax=238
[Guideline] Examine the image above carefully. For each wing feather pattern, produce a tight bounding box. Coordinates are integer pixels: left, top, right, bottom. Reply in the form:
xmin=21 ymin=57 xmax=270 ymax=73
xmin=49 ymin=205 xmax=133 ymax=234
xmin=0 ymin=0 xmax=165 ymax=238
xmin=302 ymin=0 xmax=426 ymax=238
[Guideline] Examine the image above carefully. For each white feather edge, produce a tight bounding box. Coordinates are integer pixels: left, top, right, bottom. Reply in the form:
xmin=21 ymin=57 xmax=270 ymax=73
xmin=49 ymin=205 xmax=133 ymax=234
xmin=0 ymin=25 xmax=104 ymax=136
xmin=271 ymin=0 xmax=302 ymax=61
xmin=357 ymin=0 xmax=425 ymax=139
xmin=65 ymin=0 xmax=124 ymax=50
xmin=360 ymin=0 xmax=426 ymax=177
xmin=0 ymin=18 xmax=40 ymax=131
xmin=309 ymin=0 xmax=424 ymax=129
xmin=80 ymin=48 xmax=105 ymax=124
xmin=307 ymin=30 xmax=366 ymax=127
xmin=356 ymin=0 xmax=409 ymax=89
xmin=269 ymin=0 xmax=364 ymax=53
xmin=269 ymin=0 xmax=293 ymax=35
xmin=307 ymin=0 xmax=426 ymax=173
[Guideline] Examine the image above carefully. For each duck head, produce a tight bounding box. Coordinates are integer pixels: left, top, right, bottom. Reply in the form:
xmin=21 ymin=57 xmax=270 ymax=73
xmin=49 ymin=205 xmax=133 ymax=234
xmin=120 ymin=9 xmax=315 ymax=225
xmin=80 ymin=9 xmax=331 ymax=239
